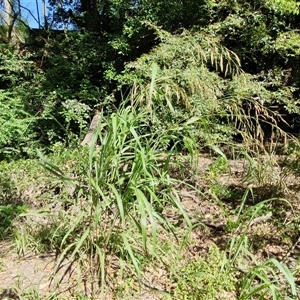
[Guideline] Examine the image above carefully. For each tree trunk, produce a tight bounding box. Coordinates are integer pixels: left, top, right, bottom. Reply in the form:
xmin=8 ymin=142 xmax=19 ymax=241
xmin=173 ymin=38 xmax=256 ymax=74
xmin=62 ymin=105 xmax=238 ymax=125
xmin=81 ymin=110 xmax=101 ymax=146
xmin=3 ymin=0 xmax=12 ymax=27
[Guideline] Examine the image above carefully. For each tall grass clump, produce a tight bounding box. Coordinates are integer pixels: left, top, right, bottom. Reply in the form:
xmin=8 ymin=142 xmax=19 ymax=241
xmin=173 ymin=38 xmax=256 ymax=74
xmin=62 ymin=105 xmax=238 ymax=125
xmin=38 ymin=103 xmax=191 ymax=294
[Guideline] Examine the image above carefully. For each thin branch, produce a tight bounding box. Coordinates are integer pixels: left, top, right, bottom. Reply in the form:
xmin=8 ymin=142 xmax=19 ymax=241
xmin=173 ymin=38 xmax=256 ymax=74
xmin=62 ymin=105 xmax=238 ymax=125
xmin=249 ymin=212 xmax=273 ymax=227
xmin=19 ymin=4 xmax=41 ymax=26
xmin=35 ymin=0 xmax=41 ymax=28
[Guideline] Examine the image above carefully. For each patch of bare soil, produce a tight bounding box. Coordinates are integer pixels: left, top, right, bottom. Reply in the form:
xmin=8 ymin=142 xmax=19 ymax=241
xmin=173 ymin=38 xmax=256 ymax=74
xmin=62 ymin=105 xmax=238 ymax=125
xmin=1 ymin=155 xmax=300 ymax=299
xmin=0 ymin=247 xmax=82 ymax=299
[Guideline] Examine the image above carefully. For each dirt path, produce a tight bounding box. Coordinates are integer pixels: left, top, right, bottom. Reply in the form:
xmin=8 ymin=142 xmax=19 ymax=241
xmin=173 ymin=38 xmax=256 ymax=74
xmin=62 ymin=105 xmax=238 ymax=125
xmin=0 ymin=240 xmax=84 ymax=299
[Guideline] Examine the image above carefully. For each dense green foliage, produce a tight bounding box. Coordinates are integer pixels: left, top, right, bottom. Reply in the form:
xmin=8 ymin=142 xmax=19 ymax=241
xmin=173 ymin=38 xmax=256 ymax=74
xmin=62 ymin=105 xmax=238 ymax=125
xmin=0 ymin=0 xmax=300 ymax=158
xmin=1 ymin=1 xmax=300 ymax=298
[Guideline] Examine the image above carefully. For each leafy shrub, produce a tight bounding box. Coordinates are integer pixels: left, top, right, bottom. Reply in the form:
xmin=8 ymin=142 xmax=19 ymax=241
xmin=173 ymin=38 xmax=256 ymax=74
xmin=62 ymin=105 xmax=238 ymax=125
xmin=118 ymin=25 xmax=297 ymax=152
xmin=0 ymin=91 xmax=37 ymax=159
xmin=117 ymin=27 xmax=242 ymax=149
xmin=0 ymin=204 xmax=27 ymax=239
xmin=172 ymin=246 xmax=236 ymax=299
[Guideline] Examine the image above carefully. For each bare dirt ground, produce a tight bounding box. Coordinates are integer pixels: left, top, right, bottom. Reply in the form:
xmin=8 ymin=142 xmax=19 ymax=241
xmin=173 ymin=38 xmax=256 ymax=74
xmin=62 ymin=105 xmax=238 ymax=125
xmin=0 ymin=246 xmax=81 ymax=299
xmin=1 ymin=156 xmax=300 ymax=299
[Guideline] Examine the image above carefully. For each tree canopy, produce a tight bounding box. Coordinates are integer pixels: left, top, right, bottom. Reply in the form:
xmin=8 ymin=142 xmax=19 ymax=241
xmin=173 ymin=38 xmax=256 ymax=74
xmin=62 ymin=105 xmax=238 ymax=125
xmin=0 ymin=0 xmax=300 ymax=158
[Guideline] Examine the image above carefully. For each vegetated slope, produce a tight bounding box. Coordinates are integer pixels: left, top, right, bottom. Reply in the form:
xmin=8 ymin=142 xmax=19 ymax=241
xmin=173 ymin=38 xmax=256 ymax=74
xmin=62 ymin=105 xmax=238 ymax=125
xmin=1 ymin=1 xmax=300 ymax=299
xmin=1 ymin=0 xmax=300 ymax=159
xmin=1 ymin=107 xmax=300 ymax=298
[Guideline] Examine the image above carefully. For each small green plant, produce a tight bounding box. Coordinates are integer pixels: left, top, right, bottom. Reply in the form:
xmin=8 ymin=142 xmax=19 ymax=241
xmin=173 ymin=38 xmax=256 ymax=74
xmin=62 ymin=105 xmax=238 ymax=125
xmin=210 ymin=182 xmax=233 ymax=199
xmin=0 ymin=91 xmax=37 ymax=159
xmin=0 ymin=204 xmax=27 ymax=239
xmin=238 ymin=258 xmax=298 ymax=299
xmin=225 ymin=194 xmax=299 ymax=299
xmin=208 ymin=155 xmax=230 ymax=182
xmin=171 ymin=245 xmax=236 ymax=299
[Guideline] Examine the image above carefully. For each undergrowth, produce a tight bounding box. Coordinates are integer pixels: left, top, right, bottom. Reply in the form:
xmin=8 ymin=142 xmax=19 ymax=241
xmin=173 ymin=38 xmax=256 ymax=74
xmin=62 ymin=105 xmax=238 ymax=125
xmin=1 ymin=1 xmax=300 ymax=299
xmin=0 ymin=103 xmax=297 ymax=299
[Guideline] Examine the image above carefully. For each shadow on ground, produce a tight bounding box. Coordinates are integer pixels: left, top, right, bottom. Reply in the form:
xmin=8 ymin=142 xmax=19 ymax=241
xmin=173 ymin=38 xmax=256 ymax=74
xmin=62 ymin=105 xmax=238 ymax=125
xmin=0 ymin=176 xmax=27 ymax=240
xmin=0 ymin=288 xmax=19 ymax=300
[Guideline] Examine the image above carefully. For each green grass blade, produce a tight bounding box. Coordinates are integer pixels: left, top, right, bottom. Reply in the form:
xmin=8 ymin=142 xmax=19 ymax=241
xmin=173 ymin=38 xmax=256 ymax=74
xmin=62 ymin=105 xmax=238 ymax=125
xmin=135 ymin=187 xmax=158 ymax=252
xmin=170 ymin=188 xmax=191 ymax=228
xmin=95 ymin=244 xmax=106 ymax=297
xmin=60 ymin=210 xmax=86 ymax=248
xmin=121 ymin=233 xmax=141 ymax=278
xmin=109 ymin=184 xmax=125 ymax=224
xmin=69 ymin=228 xmax=90 ymax=262
xmin=267 ymin=258 xmax=297 ymax=296
xmin=150 ymin=62 xmax=158 ymax=103
xmin=134 ymin=188 xmax=148 ymax=251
